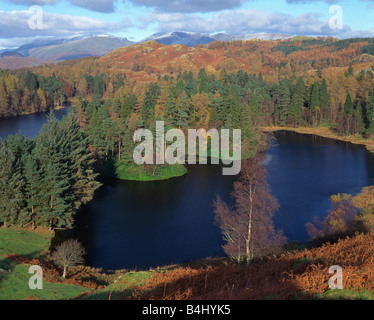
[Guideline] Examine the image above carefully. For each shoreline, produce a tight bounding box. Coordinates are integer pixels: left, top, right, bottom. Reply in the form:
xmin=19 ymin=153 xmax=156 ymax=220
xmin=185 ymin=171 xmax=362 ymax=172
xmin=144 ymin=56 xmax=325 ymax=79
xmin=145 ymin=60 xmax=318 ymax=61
xmin=261 ymin=126 xmax=374 ymax=153
xmin=0 ymin=104 xmax=69 ymax=120
xmin=262 ymin=126 xmax=374 ymax=230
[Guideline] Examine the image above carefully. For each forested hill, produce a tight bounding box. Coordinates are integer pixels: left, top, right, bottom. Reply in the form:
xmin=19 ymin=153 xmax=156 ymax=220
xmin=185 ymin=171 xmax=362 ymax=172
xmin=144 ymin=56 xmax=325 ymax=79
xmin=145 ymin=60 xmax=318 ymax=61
xmin=27 ymin=37 xmax=374 ymax=85
xmin=1 ymin=37 xmax=374 ymax=138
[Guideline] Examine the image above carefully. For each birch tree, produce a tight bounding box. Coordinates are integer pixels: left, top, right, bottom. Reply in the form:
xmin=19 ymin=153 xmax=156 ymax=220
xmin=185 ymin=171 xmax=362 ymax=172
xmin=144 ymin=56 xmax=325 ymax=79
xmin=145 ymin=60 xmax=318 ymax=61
xmin=214 ymin=157 xmax=286 ymax=266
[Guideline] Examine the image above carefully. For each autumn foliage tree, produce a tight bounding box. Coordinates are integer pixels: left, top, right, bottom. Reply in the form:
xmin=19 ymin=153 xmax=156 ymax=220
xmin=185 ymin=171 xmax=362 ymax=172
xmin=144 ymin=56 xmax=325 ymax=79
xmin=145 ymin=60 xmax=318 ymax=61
xmin=214 ymin=156 xmax=286 ymax=266
xmin=305 ymin=193 xmax=358 ymax=241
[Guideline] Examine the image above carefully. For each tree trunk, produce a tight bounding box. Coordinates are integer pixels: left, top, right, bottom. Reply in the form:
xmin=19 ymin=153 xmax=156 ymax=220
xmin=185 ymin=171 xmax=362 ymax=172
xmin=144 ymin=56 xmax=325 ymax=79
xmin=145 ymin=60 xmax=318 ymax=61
xmin=31 ymin=206 xmax=35 ymax=230
xmin=118 ymin=137 xmax=121 ymax=161
xmin=246 ymin=186 xmax=254 ymax=267
xmin=62 ymin=266 xmax=67 ymax=278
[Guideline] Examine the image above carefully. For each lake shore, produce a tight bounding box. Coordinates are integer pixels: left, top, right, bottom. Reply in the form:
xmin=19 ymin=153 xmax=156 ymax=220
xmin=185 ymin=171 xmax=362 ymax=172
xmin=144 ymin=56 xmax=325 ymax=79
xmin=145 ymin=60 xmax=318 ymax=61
xmin=262 ymin=126 xmax=374 ymax=231
xmin=261 ymin=126 xmax=374 ymax=153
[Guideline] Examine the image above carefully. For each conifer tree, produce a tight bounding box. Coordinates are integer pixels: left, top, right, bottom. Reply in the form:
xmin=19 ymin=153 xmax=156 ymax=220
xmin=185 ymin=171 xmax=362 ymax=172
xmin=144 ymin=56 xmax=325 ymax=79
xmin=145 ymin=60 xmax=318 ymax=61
xmin=34 ymin=112 xmax=72 ymax=229
xmin=223 ymin=85 xmax=241 ymax=129
xmin=343 ymin=92 xmax=354 ymax=118
xmin=22 ymin=153 xmax=42 ymax=229
xmin=276 ymin=81 xmax=290 ymax=126
xmin=164 ymin=97 xmax=178 ymax=126
xmin=353 ymin=102 xmax=364 ymax=134
xmin=176 ymin=96 xmax=189 ymax=128
xmin=309 ymin=82 xmax=320 ymax=113
xmin=366 ymin=86 xmax=374 ymax=133
xmin=319 ymin=78 xmax=329 ymax=117
xmin=0 ymin=140 xmax=25 ymax=227
xmin=142 ymin=90 xmax=156 ymax=125
xmin=62 ymin=115 xmax=101 ymax=211
xmin=288 ymin=77 xmax=307 ymax=126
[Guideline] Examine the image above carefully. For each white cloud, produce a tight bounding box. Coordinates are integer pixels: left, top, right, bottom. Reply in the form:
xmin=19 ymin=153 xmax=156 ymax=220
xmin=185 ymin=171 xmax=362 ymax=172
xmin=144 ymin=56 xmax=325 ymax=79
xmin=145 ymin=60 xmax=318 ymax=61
xmin=141 ymin=9 xmax=373 ymax=38
xmin=0 ymin=9 xmax=130 ymax=39
xmin=128 ymin=0 xmax=246 ymax=13
xmin=5 ymin=0 xmax=118 ymax=13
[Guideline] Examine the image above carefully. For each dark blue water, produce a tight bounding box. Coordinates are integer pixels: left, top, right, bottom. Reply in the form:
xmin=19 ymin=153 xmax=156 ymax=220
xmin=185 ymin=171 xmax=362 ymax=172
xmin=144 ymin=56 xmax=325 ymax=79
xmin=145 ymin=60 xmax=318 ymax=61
xmin=74 ymin=165 xmax=237 ymax=271
xmin=266 ymin=132 xmax=374 ymax=242
xmin=75 ymin=132 xmax=374 ymax=271
xmin=0 ymin=107 xmax=70 ymax=139
xmin=1 ymin=109 xmax=373 ymax=271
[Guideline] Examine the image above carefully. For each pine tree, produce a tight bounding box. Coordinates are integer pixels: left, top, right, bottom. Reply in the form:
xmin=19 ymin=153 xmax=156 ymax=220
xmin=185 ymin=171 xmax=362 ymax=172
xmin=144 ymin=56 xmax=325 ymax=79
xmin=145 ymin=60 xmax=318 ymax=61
xmin=319 ymin=78 xmax=329 ymax=117
xmin=164 ymin=97 xmax=178 ymax=126
xmin=353 ymin=102 xmax=364 ymax=134
xmin=34 ymin=112 xmax=72 ymax=229
xmin=176 ymin=96 xmax=189 ymax=128
xmin=142 ymin=90 xmax=156 ymax=125
xmin=62 ymin=115 xmax=101 ymax=211
xmin=276 ymin=81 xmax=290 ymax=126
xmin=223 ymin=85 xmax=241 ymax=129
xmin=288 ymin=77 xmax=307 ymax=126
xmin=40 ymin=160 xmax=72 ymax=229
xmin=22 ymin=153 xmax=42 ymax=229
xmin=309 ymin=82 xmax=320 ymax=113
xmin=366 ymin=86 xmax=374 ymax=133
xmin=0 ymin=139 xmax=25 ymax=227
xmin=343 ymin=92 xmax=354 ymax=119
xmin=121 ymin=127 xmax=135 ymax=165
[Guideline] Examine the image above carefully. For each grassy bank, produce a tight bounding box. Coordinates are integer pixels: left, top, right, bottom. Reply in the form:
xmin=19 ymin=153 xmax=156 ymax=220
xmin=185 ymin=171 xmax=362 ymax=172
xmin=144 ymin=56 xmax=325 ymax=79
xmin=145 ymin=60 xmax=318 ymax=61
xmin=0 ymin=228 xmax=89 ymax=300
xmin=1 ymin=227 xmax=373 ymax=300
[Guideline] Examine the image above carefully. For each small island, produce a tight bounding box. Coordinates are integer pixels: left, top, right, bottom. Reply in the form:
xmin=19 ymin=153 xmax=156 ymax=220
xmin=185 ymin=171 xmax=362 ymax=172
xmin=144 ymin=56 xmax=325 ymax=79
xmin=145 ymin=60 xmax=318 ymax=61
xmin=100 ymin=159 xmax=187 ymax=181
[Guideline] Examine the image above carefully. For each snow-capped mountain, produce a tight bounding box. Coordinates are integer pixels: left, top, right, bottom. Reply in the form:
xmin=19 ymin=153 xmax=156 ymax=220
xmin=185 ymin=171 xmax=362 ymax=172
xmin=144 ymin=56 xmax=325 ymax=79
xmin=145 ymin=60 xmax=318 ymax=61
xmin=140 ymin=31 xmax=293 ymax=46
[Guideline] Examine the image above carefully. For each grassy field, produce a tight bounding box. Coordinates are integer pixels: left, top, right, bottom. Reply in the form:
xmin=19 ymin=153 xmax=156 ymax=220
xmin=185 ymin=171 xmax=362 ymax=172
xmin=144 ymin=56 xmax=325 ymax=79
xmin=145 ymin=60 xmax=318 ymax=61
xmin=0 ymin=227 xmax=89 ymax=300
xmin=80 ymin=270 xmax=155 ymax=300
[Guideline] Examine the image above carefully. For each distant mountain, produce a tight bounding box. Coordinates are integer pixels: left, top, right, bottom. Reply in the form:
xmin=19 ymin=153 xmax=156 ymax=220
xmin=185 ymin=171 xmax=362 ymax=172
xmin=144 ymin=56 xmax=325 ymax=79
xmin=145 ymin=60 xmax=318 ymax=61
xmin=233 ymin=33 xmax=293 ymax=41
xmin=0 ymin=31 xmax=294 ymax=69
xmin=25 ymin=35 xmax=134 ymax=61
xmin=16 ymin=36 xmax=85 ymax=57
xmin=140 ymin=32 xmax=216 ymax=46
xmin=0 ymin=51 xmax=23 ymax=58
xmin=0 ymin=35 xmax=134 ymax=69
xmin=140 ymin=31 xmax=293 ymax=46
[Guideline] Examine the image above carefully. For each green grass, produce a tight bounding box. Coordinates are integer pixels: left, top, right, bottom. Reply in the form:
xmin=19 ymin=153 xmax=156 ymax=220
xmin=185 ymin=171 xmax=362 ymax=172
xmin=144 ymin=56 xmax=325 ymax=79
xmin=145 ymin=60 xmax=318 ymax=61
xmin=0 ymin=264 xmax=89 ymax=300
xmin=322 ymin=289 xmax=374 ymax=300
xmin=102 ymin=159 xmax=187 ymax=181
xmin=81 ymin=270 xmax=154 ymax=300
xmin=0 ymin=228 xmax=52 ymax=270
xmin=0 ymin=227 xmax=88 ymax=300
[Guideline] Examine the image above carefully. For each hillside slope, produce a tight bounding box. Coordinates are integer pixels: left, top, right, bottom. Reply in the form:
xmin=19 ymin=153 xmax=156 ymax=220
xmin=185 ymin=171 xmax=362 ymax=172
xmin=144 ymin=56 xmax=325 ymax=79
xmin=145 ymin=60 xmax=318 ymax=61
xmin=119 ymin=232 xmax=374 ymax=300
xmin=28 ymin=37 xmax=374 ymax=86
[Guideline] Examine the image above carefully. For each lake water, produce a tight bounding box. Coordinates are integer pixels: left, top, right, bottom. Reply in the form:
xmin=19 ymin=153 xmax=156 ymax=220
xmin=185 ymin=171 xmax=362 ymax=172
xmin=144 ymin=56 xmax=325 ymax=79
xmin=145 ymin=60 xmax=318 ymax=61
xmin=1 ymin=110 xmax=373 ymax=271
xmin=75 ymin=132 xmax=374 ymax=271
xmin=0 ymin=107 xmax=70 ymax=139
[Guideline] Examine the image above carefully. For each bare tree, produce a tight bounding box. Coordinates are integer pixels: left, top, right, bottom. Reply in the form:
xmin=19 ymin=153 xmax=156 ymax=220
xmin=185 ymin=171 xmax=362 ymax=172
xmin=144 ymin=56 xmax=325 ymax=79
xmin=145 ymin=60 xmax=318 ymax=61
xmin=214 ymin=156 xmax=286 ymax=266
xmin=52 ymin=239 xmax=86 ymax=278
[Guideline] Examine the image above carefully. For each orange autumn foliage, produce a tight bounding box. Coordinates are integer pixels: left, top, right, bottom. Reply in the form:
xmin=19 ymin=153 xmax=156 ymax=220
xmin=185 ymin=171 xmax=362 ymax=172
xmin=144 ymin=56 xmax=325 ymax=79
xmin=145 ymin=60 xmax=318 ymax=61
xmin=124 ymin=233 xmax=374 ymax=300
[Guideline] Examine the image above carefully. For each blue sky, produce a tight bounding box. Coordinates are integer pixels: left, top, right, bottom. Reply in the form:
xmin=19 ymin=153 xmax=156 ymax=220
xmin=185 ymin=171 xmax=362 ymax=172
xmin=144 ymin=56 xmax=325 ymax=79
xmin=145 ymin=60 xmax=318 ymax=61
xmin=0 ymin=0 xmax=373 ymax=49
